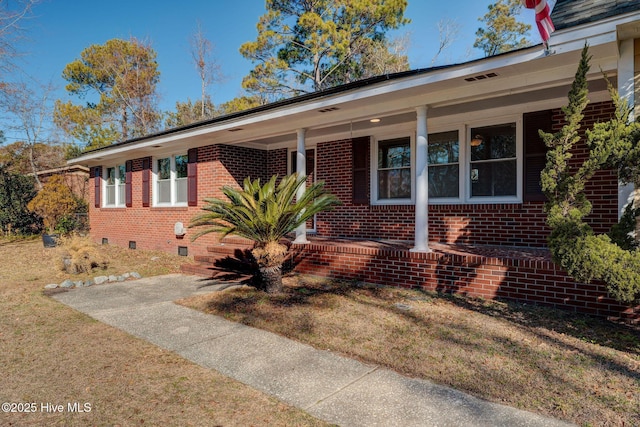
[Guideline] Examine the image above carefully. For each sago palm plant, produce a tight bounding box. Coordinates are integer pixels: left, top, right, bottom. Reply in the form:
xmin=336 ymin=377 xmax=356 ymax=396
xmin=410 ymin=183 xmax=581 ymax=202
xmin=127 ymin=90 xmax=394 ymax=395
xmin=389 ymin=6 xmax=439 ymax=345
xmin=190 ymin=174 xmax=340 ymax=293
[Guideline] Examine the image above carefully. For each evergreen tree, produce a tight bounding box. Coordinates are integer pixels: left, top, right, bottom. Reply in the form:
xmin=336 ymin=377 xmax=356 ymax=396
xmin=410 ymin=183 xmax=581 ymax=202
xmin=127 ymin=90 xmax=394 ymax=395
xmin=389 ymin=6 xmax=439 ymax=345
xmin=239 ymin=0 xmax=409 ymax=100
xmin=541 ymin=45 xmax=640 ymax=304
xmin=474 ymin=0 xmax=531 ymax=57
xmin=54 ymin=38 xmax=161 ymax=150
xmin=0 ymin=164 xmax=41 ymax=235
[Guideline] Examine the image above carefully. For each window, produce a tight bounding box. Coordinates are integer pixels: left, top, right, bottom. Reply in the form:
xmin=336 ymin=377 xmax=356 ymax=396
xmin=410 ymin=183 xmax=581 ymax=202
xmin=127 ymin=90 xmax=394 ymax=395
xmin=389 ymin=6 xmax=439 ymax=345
xmin=469 ymin=123 xmax=517 ymax=198
xmin=154 ymin=154 xmax=188 ymax=206
xmin=175 ymin=154 xmax=188 ymax=204
xmin=428 ymin=131 xmax=459 ymax=199
xmin=117 ymin=164 xmax=126 ymax=205
xmin=374 ymin=136 xmax=412 ymax=202
xmin=104 ymin=165 xmax=126 ymax=207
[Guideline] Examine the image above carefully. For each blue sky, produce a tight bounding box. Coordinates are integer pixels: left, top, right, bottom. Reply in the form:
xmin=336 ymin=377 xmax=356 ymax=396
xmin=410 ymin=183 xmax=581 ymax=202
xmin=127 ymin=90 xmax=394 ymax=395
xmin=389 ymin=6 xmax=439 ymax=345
xmin=10 ymin=1 xmax=539 ymax=129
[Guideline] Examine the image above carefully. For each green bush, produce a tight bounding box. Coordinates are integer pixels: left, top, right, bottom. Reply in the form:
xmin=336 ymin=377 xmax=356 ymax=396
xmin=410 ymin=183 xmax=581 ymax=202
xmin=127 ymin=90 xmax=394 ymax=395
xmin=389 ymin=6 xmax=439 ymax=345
xmin=542 ymin=45 xmax=640 ymax=304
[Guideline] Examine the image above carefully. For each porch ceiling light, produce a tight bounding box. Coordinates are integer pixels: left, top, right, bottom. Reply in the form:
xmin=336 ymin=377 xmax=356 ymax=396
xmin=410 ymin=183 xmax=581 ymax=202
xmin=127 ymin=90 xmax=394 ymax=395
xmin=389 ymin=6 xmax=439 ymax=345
xmin=470 ymin=135 xmax=484 ymax=147
xmin=370 ymin=118 xmax=381 ymax=123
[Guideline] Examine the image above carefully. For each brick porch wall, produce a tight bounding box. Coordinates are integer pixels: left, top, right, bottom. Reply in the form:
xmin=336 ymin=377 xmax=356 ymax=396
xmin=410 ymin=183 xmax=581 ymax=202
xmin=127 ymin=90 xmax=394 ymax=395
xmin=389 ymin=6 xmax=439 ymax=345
xmin=291 ymin=242 xmax=638 ymax=320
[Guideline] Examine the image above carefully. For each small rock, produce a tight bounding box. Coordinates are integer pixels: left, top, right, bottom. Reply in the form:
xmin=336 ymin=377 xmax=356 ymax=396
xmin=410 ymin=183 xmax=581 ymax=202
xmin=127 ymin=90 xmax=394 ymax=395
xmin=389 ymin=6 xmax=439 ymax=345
xmin=94 ymin=276 xmax=108 ymax=285
xmin=130 ymin=272 xmax=142 ymax=279
xmin=108 ymin=275 xmax=118 ymax=282
xmin=44 ymin=283 xmax=58 ymax=289
xmin=84 ymin=279 xmax=95 ymax=287
xmin=116 ymin=275 xmax=125 ymax=282
xmin=60 ymin=279 xmax=75 ymax=289
xmin=394 ymin=303 xmax=412 ymax=311
xmin=74 ymin=281 xmax=84 ymax=288
xmin=122 ymin=272 xmax=130 ymax=279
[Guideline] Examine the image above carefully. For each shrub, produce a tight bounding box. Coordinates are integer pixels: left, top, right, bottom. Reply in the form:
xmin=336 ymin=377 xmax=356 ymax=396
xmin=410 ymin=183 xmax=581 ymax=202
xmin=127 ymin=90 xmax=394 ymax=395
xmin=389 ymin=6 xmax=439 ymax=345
xmin=542 ymin=45 xmax=640 ymax=304
xmin=56 ymin=234 xmax=108 ymax=274
xmin=0 ymin=165 xmax=42 ymax=235
xmin=27 ymin=175 xmax=79 ymax=234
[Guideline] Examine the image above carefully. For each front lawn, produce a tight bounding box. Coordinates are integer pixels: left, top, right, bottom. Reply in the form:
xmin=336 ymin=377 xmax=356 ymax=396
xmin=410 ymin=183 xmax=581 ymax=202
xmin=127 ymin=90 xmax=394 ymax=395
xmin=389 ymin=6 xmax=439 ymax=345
xmin=179 ymin=274 xmax=640 ymax=426
xmin=0 ymin=238 xmax=327 ymax=426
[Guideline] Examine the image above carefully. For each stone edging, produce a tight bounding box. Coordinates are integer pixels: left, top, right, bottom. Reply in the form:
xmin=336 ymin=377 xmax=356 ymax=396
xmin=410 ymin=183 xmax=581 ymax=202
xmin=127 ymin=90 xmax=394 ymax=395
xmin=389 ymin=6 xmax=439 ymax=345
xmin=44 ymin=272 xmax=142 ymax=290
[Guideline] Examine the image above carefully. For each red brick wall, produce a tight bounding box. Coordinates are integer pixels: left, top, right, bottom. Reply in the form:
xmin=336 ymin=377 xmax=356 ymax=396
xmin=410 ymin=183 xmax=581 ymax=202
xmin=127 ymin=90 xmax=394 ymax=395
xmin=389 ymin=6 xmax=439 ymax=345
xmin=310 ymin=101 xmax=619 ymax=247
xmin=291 ymin=242 xmax=638 ymax=320
xmin=88 ymin=145 xmax=268 ymax=254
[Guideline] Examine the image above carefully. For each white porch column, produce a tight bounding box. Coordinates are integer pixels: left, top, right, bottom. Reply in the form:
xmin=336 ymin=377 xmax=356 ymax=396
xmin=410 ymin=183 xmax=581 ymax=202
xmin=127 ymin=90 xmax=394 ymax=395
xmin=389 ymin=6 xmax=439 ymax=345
xmin=412 ymin=105 xmax=431 ymax=252
xmin=617 ymin=39 xmax=636 ymax=220
xmin=294 ymin=128 xmax=309 ymax=244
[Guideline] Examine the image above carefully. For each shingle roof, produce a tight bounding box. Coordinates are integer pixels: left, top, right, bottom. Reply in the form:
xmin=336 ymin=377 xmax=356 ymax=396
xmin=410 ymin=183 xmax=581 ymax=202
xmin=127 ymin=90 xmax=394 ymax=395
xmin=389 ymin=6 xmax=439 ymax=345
xmin=552 ymin=0 xmax=640 ymax=31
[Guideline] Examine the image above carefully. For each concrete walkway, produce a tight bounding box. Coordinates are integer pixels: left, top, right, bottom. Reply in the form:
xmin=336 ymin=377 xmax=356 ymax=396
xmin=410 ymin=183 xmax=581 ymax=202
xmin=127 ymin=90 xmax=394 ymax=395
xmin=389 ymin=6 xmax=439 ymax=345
xmin=52 ymin=274 xmax=574 ymax=427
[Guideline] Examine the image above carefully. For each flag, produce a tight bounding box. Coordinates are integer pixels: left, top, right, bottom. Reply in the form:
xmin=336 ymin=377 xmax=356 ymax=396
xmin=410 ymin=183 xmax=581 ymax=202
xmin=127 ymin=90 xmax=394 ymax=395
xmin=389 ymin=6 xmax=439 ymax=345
xmin=522 ymin=0 xmax=556 ymax=43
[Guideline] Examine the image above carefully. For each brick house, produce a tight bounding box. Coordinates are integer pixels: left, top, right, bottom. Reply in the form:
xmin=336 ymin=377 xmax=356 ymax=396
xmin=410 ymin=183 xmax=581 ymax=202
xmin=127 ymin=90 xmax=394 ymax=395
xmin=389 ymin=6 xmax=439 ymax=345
xmin=68 ymin=0 xmax=640 ymax=319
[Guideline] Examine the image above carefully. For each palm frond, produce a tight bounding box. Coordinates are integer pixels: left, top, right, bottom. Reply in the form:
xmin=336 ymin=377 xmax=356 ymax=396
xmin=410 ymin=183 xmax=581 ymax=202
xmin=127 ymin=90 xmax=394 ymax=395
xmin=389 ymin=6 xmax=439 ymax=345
xmin=189 ymin=173 xmax=340 ymax=245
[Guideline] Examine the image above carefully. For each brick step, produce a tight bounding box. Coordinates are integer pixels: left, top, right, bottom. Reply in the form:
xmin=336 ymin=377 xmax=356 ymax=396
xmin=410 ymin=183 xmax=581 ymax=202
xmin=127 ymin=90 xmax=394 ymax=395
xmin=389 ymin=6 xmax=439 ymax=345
xmin=180 ymin=263 xmax=254 ymax=282
xmin=183 ymin=237 xmax=257 ymax=280
xmin=206 ymin=244 xmax=254 ymax=257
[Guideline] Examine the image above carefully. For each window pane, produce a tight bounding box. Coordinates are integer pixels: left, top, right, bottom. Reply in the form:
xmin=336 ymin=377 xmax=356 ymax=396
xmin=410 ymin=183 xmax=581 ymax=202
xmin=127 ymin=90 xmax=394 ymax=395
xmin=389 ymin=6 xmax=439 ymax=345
xmin=471 ymin=160 xmax=517 ymax=197
xmin=378 ymin=168 xmax=411 ymax=199
xmin=106 ymin=185 xmax=115 ymax=205
xmin=106 ymin=167 xmax=115 ymax=185
xmin=378 ymin=137 xmax=410 ymax=169
xmin=175 ymin=155 xmax=188 ymax=179
xmin=176 ymin=177 xmax=187 ymax=203
xmin=470 ymin=123 xmax=516 ymax=161
xmin=117 ymin=184 xmax=125 ymax=205
xmin=157 ymin=180 xmax=171 ymax=203
xmin=429 ymin=164 xmax=459 ymax=198
xmin=157 ymin=158 xmax=171 ymax=180
xmin=428 ymin=131 xmax=459 ymax=164
xmin=118 ymin=164 xmax=126 ymax=184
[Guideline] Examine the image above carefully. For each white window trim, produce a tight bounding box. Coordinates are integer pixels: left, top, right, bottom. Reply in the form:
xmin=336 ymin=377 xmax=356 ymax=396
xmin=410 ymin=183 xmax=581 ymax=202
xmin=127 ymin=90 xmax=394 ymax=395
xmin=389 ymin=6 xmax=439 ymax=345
xmin=287 ymin=144 xmax=317 ymax=176
xmin=464 ymin=116 xmax=523 ymax=204
xmin=102 ymin=165 xmax=126 ymax=208
xmin=370 ymin=132 xmax=416 ymax=205
xmin=367 ymin=116 xmax=523 ymax=206
xmin=427 ymin=126 xmax=465 ymax=205
xmin=152 ymin=154 xmax=188 ymax=207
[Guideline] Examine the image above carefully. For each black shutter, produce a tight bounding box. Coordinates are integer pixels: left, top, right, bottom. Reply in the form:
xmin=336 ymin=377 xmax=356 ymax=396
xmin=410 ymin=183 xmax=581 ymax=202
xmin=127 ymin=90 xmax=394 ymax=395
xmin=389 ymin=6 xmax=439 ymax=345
xmin=187 ymin=148 xmax=198 ymax=206
xmin=352 ymin=137 xmax=370 ymax=204
xmin=93 ymin=166 xmax=101 ymax=208
xmin=523 ymin=110 xmax=553 ymax=201
xmin=142 ymin=158 xmax=151 ymax=207
xmin=125 ymin=160 xmax=133 ymax=207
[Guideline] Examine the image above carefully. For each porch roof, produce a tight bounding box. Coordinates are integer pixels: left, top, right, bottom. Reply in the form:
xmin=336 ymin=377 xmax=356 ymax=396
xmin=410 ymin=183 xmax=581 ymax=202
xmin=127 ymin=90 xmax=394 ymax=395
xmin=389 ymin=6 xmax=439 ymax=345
xmin=68 ymin=3 xmax=640 ymax=168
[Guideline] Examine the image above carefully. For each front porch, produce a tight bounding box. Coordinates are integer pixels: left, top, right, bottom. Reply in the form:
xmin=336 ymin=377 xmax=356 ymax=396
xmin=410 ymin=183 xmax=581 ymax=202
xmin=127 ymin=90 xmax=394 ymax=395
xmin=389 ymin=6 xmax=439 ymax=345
xmin=182 ymin=236 xmax=638 ymax=322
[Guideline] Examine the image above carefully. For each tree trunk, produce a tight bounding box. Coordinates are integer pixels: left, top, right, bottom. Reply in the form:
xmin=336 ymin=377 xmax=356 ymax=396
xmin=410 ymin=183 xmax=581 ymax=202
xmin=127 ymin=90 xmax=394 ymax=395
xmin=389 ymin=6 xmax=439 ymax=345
xmin=259 ymin=264 xmax=283 ymax=294
xmin=28 ymin=145 xmax=42 ymax=190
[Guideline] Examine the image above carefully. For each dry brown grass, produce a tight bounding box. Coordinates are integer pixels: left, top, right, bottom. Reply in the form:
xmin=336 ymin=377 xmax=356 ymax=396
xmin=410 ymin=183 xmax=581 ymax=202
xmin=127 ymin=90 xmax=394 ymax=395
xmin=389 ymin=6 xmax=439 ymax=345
xmin=179 ymin=274 xmax=640 ymax=427
xmin=55 ymin=234 xmax=108 ymax=274
xmin=0 ymin=238 xmax=327 ymax=426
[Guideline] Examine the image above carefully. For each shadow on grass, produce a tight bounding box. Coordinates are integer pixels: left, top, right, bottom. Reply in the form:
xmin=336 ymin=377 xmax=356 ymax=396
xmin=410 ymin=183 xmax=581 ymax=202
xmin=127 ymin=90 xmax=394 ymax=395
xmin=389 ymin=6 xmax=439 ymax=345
xmin=202 ymin=275 xmax=639 ymax=373
xmin=194 ymin=276 xmax=639 ymax=425
xmin=435 ymin=291 xmax=640 ymax=355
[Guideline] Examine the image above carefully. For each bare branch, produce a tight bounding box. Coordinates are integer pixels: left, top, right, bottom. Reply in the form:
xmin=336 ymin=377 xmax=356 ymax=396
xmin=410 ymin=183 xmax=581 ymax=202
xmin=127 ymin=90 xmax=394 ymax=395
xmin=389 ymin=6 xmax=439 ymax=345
xmin=190 ymin=21 xmax=223 ymax=119
xmin=431 ymin=18 xmax=460 ymax=65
